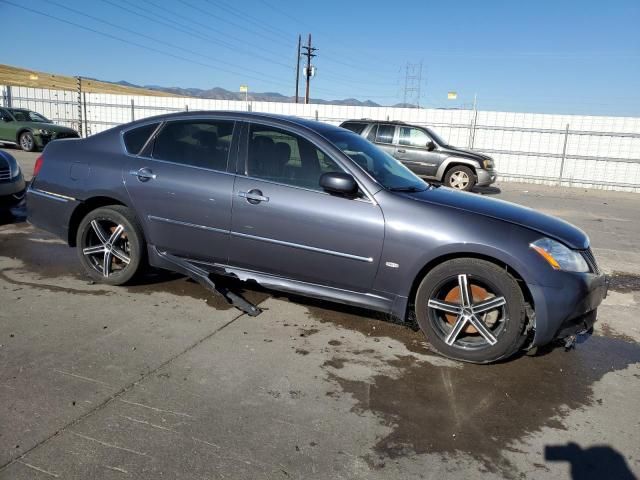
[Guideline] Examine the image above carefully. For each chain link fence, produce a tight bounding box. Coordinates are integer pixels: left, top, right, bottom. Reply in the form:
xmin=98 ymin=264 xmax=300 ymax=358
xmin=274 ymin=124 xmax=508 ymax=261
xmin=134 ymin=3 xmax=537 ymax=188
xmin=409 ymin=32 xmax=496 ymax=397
xmin=3 ymin=85 xmax=639 ymax=192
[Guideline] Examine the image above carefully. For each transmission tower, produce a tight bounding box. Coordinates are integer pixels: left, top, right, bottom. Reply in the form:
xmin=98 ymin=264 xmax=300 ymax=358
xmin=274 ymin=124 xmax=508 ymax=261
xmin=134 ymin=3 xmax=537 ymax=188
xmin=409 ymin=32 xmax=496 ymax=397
xmin=402 ymin=61 xmax=423 ymax=107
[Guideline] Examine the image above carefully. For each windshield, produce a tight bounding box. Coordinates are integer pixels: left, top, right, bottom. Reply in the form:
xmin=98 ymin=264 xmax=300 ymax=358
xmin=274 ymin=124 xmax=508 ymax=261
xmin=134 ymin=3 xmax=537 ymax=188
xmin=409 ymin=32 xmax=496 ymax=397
xmin=323 ymin=130 xmax=428 ymax=191
xmin=426 ymin=128 xmax=449 ymax=147
xmin=11 ymin=109 xmax=51 ymax=123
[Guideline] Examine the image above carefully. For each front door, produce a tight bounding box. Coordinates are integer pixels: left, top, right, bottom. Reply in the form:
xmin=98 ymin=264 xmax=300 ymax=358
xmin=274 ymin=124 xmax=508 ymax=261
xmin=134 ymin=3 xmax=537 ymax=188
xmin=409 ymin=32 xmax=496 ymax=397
xmin=394 ymin=126 xmax=444 ymax=177
xmin=124 ymin=119 xmax=237 ymax=262
xmin=229 ymin=123 xmax=385 ymax=292
xmin=0 ymin=109 xmax=15 ymax=142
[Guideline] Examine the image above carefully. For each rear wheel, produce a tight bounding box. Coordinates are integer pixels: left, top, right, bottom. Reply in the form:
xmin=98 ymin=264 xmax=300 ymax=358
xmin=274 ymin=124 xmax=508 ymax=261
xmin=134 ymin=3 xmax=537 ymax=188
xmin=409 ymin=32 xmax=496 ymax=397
xmin=444 ymin=165 xmax=475 ymax=191
xmin=415 ymin=258 xmax=527 ymax=363
xmin=19 ymin=131 xmax=36 ymax=152
xmin=76 ymin=206 xmax=145 ymax=285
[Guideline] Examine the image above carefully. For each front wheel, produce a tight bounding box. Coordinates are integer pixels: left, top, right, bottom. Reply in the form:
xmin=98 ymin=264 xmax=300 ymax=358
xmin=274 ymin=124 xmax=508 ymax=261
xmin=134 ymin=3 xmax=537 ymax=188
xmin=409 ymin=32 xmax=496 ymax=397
xmin=19 ymin=131 xmax=36 ymax=152
xmin=414 ymin=258 xmax=527 ymax=363
xmin=76 ymin=205 xmax=146 ymax=285
xmin=444 ymin=165 xmax=476 ymax=191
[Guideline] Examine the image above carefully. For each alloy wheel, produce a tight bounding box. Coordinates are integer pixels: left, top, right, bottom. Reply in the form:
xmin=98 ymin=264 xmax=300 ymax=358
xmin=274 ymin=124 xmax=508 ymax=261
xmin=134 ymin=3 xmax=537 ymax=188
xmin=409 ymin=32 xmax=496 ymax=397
xmin=82 ymin=219 xmax=131 ymax=277
xmin=427 ymin=273 xmax=507 ymax=349
xmin=449 ymin=171 xmax=470 ymax=190
xmin=20 ymin=134 xmax=34 ymax=151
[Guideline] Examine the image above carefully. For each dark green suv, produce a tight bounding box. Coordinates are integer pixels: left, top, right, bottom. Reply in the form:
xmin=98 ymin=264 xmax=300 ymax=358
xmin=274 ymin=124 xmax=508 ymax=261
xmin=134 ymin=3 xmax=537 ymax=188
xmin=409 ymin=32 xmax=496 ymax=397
xmin=0 ymin=108 xmax=79 ymax=152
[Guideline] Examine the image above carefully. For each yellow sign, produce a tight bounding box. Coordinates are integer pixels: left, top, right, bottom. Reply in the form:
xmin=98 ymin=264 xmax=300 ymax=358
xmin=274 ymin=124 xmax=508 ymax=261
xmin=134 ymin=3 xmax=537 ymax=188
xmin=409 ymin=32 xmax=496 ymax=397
xmin=29 ymin=74 xmax=39 ymax=81
xmin=447 ymin=91 xmax=457 ymax=100
xmin=239 ymin=85 xmax=248 ymax=92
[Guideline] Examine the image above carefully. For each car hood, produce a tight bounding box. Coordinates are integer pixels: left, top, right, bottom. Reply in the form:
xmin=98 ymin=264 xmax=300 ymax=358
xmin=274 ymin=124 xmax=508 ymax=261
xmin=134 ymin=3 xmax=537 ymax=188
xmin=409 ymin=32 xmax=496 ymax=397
xmin=405 ymin=186 xmax=589 ymax=249
xmin=443 ymin=146 xmax=492 ymax=162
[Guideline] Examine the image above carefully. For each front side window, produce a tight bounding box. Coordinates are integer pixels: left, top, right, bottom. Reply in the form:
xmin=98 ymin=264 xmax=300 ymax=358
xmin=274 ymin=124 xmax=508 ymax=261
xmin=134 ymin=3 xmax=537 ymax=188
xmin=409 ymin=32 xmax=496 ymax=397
xmin=152 ymin=120 xmax=234 ymax=171
xmin=322 ymin=129 xmax=427 ymax=192
xmin=10 ymin=109 xmax=50 ymax=123
xmin=375 ymin=124 xmax=395 ymax=144
xmin=123 ymin=123 xmax=159 ymax=155
xmin=246 ymin=124 xmax=342 ymax=191
xmin=399 ymin=127 xmax=431 ymax=147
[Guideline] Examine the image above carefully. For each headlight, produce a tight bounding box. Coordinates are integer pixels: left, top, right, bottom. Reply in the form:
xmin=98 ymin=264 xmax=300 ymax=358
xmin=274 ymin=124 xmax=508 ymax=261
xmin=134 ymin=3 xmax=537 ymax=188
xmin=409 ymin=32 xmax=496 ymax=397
xmin=483 ymin=159 xmax=494 ymax=169
xmin=530 ymin=238 xmax=589 ymax=272
xmin=37 ymin=129 xmax=52 ymax=135
xmin=11 ymin=163 xmax=21 ymax=179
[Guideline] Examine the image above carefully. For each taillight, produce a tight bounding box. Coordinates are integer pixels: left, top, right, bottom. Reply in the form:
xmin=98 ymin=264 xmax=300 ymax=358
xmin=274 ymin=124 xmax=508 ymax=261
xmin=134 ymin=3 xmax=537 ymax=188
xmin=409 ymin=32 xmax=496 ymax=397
xmin=33 ymin=154 xmax=44 ymax=177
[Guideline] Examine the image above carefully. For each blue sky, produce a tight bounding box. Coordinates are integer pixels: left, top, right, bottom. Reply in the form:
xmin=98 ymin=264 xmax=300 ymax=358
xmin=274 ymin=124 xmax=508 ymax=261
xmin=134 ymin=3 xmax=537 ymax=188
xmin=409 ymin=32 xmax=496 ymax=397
xmin=1 ymin=0 xmax=639 ymax=116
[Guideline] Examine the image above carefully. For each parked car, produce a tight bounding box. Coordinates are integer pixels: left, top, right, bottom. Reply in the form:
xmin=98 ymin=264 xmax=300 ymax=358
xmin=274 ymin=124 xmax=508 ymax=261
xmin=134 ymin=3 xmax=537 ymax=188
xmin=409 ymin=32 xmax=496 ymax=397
xmin=26 ymin=112 xmax=606 ymax=363
xmin=0 ymin=149 xmax=26 ymax=207
xmin=0 ymin=107 xmax=79 ymax=152
xmin=339 ymin=119 xmax=497 ymax=191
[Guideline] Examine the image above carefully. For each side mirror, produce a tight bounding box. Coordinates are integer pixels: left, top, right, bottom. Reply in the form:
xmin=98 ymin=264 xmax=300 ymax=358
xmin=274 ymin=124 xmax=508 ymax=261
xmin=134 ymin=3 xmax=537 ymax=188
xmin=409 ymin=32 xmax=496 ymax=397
xmin=319 ymin=172 xmax=358 ymax=196
xmin=426 ymin=141 xmax=436 ymax=151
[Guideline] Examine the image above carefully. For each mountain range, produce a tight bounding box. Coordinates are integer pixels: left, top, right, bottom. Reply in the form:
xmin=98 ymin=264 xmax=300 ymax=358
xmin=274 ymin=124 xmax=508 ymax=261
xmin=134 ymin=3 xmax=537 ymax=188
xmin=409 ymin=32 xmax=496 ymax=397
xmin=114 ymin=80 xmax=412 ymax=107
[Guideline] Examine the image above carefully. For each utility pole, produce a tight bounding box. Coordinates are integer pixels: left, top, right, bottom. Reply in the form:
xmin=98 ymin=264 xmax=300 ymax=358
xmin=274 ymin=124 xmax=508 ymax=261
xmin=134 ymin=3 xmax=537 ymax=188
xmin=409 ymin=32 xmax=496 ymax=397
xmin=76 ymin=76 xmax=83 ymax=138
xmin=302 ymin=34 xmax=317 ymax=104
xmin=295 ymin=34 xmax=301 ymax=103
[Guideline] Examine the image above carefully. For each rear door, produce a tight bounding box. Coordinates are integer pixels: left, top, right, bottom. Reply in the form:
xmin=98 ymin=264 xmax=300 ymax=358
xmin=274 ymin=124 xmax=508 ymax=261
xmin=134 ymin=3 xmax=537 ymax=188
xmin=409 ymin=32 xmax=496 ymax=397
xmin=0 ymin=109 xmax=15 ymax=142
xmin=228 ymin=122 xmax=385 ymax=291
xmin=369 ymin=123 xmax=397 ymax=158
xmin=395 ymin=126 xmax=445 ymax=177
xmin=123 ymin=118 xmax=237 ymax=262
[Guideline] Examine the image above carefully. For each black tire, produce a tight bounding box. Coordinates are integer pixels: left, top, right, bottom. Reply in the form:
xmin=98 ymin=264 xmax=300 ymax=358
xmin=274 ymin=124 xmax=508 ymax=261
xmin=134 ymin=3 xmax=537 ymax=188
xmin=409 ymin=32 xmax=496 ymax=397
xmin=444 ymin=165 xmax=476 ymax=191
xmin=415 ymin=258 xmax=527 ymax=363
xmin=76 ymin=205 xmax=146 ymax=285
xmin=19 ymin=131 xmax=36 ymax=152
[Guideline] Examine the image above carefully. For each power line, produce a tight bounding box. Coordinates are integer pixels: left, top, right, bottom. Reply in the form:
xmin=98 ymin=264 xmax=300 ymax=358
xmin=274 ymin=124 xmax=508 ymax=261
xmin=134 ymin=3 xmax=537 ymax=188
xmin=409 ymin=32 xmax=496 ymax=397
xmin=1 ymin=0 xmax=291 ymax=89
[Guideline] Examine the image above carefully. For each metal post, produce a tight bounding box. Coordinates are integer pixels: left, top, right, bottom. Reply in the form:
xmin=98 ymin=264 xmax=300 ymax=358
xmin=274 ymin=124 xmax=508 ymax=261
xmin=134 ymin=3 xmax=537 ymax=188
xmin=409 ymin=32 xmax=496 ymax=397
xmin=468 ymin=93 xmax=477 ymax=149
xmin=185 ymin=104 xmax=189 ymax=112
xmin=76 ymin=77 xmax=83 ymax=137
xmin=2 ymin=86 xmax=12 ymax=107
xmin=131 ymin=99 xmax=135 ymax=122
xmin=558 ymin=123 xmax=570 ymax=185
xmin=82 ymin=92 xmax=89 ymax=136
xmin=315 ymin=110 xmax=318 ymax=121
xmin=295 ymin=34 xmax=301 ymax=103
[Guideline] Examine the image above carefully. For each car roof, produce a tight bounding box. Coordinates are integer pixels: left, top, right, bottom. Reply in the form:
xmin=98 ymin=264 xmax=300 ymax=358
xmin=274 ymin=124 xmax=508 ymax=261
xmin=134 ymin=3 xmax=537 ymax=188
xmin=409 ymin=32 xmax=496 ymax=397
xmin=121 ymin=110 xmax=347 ymax=137
xmin=341 ymin=119 xmax=408 ymax=126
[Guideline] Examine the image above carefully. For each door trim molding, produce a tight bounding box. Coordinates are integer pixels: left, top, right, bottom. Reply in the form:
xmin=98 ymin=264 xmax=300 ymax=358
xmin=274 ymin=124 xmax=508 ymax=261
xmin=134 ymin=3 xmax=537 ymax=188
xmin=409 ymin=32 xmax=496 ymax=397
xmin=148 ymin=215 xmax=228 ymax=234
xmin=231 ymin=231 xmax=374 ymax=263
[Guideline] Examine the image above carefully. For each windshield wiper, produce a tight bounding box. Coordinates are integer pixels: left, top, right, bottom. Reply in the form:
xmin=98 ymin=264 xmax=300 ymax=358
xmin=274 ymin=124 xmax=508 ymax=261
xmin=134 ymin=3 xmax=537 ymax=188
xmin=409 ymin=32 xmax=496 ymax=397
xmin=388 ymin=186 xmax=426 ymax=192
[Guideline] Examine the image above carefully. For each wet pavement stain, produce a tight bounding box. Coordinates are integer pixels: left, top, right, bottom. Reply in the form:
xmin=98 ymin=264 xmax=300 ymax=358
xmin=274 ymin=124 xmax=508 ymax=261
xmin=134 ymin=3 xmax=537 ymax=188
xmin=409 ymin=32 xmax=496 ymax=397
xmin=324 ymin=336 xmax=640 ymax=476
xmin=0 ymin=222 xmax=270 ymax=310
xmin=608 ymin=272 xmax=640 ymax=293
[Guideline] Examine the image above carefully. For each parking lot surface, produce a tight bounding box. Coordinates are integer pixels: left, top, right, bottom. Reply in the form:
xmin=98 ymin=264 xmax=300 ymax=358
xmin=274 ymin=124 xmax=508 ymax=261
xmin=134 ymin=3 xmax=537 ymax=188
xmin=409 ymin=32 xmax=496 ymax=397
xmin=1 ymin=148 xmax=639 ymax=479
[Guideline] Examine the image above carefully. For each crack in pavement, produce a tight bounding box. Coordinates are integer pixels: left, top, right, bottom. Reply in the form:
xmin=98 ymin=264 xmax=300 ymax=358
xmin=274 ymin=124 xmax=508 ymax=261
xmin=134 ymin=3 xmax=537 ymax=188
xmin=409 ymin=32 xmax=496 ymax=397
xmin=0 ymin=308 xmax=251 ymax=473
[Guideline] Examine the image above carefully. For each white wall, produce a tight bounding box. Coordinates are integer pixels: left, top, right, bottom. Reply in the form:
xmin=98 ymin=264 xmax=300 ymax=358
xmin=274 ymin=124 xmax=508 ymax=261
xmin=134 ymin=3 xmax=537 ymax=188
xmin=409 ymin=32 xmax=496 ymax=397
xmin=3 ymin=85 xmax=640 ymax=192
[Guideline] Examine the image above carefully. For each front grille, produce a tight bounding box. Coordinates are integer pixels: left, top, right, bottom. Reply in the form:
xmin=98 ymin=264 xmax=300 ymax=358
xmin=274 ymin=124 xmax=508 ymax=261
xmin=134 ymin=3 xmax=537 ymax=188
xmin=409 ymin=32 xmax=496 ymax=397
xmin=0 ymin=167 xmax=10 ymax=182
xmin=54 ymin=132 xmax=79 ymax=140
xmin=581 ymin=247 xmax=600 ymax=275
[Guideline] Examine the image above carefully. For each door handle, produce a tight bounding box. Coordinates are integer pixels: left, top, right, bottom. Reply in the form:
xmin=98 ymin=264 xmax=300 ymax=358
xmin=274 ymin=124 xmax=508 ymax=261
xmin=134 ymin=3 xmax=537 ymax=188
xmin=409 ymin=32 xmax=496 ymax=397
xmin=397 ymin=149 xmax=406 ymax=153
xmin=238 ymin=189 xmax=269 ymax=204
xmin=129 ymin=168 xmax=157 ymax=182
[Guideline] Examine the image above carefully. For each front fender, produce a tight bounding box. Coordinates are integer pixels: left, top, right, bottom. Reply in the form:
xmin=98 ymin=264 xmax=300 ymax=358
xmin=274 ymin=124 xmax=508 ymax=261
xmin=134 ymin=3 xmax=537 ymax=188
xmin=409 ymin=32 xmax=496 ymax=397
xmin=435 ymin=156 xmax=481 ymax=179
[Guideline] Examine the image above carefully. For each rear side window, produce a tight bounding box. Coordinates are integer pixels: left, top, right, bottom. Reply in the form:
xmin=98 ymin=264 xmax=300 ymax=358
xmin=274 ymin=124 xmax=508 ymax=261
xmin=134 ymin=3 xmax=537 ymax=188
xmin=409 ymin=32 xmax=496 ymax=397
xmin=375 ymin=124 xmax=395 ymax=144
xmin=123 ymin=123 xmax=158 ymax=155
xmin=152 ymin=120 xmax=234 ymax=171
xmin=340 ymin=122 xmax=368 ymax=134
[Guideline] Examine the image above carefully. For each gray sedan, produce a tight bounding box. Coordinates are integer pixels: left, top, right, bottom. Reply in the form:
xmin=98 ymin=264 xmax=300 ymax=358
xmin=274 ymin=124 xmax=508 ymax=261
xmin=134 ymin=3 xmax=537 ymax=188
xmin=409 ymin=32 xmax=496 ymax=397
xmin=26 ymin=112 xmax=606 ymax=363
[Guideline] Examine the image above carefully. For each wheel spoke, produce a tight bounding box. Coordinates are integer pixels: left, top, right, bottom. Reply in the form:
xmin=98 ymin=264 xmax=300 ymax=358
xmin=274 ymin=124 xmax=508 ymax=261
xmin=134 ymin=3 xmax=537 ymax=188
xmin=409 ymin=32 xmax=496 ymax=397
xmin=428 ymin=299 xmax=462 ymax=314
xmin=91 ymin=220 xmax=109 ymax=244
xmin=82 ymin=245 xmax=106 ymax=256
xmin=445 ymin=315 xmax=469 ymax=346
xmin=457 ymin=274 xmax=472 ymax=307
xmin=472 ymin=296 xmax=506 ymax=314
xmin=469 ymin=314 xmax=498 ymax=345
xmin=102 ymin=250 xmax=113 ymax=277
xmin=108 ymin=224 xmax=125 ymax=244
xmin=111 ymin=247 xmax=130 ymax=264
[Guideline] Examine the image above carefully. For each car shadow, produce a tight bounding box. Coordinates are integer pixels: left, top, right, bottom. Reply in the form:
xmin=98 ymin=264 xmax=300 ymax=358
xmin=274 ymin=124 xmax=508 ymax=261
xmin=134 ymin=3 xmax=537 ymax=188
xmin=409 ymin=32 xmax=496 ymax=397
xmin=0 ymin=202 xmax=26 ymax=226
xmin=545 ymin=442 xmax=637 ymax=480
xmin=473 ymin=185 xmax=502 ymax=195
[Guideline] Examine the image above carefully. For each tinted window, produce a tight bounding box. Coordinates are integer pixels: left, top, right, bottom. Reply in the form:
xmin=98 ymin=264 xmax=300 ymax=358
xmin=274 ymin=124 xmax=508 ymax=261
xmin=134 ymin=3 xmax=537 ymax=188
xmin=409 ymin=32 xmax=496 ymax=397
xmin=375 ymin=124 xmax=395 ymax=144
xmin=152 ymin=120 xmax=234 ymax=171
xmin=399 ymin=127 xmax=431 ymax=147
xmin=366 ymin=124 xmax=377 ymax=141
xmin=247 ymin=125 xmax=342 ymax=191
xmin=123 ymin=123 xmax=158 ymax=155
xmin=10 ymin=109 xmax=50 ymax=122
xmin=340 ymin=122 xmax=368 ymax=134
